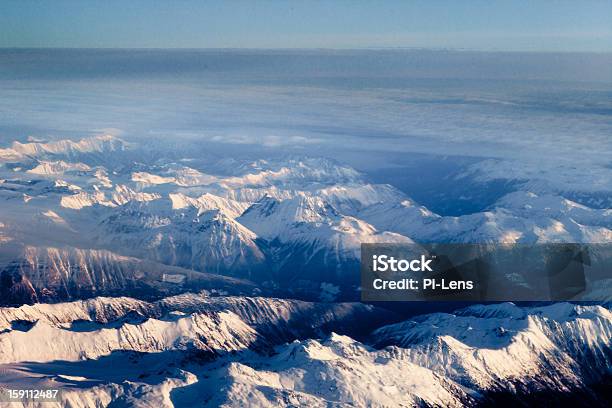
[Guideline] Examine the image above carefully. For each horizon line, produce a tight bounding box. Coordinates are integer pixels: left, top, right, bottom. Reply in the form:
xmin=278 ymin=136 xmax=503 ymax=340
xmin=1 ymin=46 xmax=611 ymax=55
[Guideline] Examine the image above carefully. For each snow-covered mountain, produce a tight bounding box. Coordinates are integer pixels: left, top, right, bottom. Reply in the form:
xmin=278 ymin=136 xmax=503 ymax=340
xmin=0 ymin=134 xmax=610 ymax=406
xmin=97 ymin=200 xmax=267 ymax=280
xmin=0 ymin=244 xmax=259 ymax=305
xmin=239 ymin=194 xmax=410 ymax=288
xmin=1 ymin=135 xmax=611 ymax=305
xmin=0 ymin=134 xmax=130 ymax=165
xmin=459 ymin=157 xmax=612 ymax=209
xmin=371 ymin=302 xmax=611 ymax=399
xmin=0 ymin=297 xmax=608 ymax=407
xmin=203 ymin=302 xmax=611 ymax=407
xmin=0 ymin=292 xmax=395 ymax=366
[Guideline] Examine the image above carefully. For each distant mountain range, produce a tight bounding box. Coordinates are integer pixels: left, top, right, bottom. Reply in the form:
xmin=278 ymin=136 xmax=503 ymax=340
xmin=0 ymin=135 xmax=610 ymax=304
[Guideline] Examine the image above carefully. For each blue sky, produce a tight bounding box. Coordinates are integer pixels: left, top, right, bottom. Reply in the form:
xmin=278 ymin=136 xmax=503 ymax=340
xmin=1 ymin=1 xmax=611 ymax=51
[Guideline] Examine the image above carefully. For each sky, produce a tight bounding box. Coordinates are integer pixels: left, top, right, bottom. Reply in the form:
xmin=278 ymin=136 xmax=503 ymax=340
xmin=1 ymin=0 xmax=611 ymax=51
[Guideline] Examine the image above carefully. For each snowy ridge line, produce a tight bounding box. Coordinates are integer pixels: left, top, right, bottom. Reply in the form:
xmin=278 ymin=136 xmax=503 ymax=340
xmin=0 ymin=299 xmax=609 ymax=407
xmin=182 ymin=302 xmax=612 ymax=407
xmin=0 ymin=292 xmax=396 ymax=345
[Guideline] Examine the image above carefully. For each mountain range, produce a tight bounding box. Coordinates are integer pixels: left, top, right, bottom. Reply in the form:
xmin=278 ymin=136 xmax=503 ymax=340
xmin=0 ymin=134 xmax=610 ymax=406
xmin=0 ymin=295 xmax=609 ymax=407
xmin=0 ymin=135 xmax=610 ymax=303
